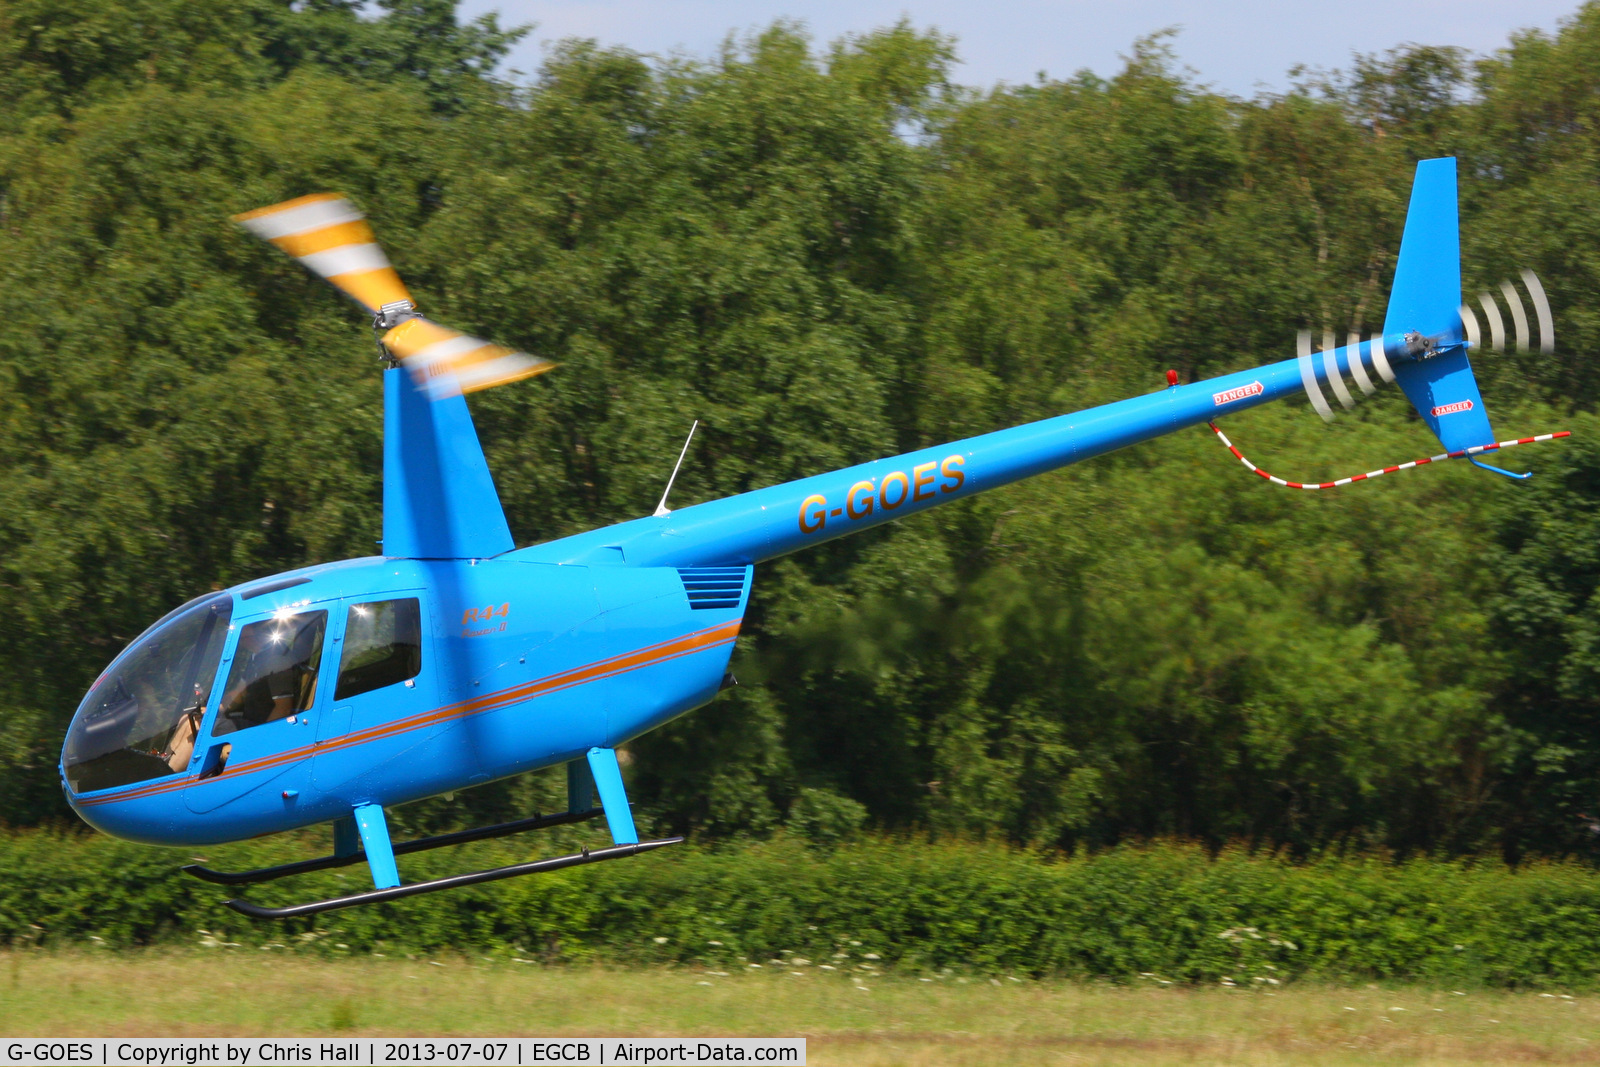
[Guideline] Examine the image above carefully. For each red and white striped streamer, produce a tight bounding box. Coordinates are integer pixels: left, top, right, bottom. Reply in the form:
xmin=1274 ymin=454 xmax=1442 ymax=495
xmin=1207 ymin=422 xmax=1569 ymax=489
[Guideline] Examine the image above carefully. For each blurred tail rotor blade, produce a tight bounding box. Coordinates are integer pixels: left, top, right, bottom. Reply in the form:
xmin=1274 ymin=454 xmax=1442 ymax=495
xmin=382 ymin=317 xmax=555 ymax=398
xmin=1369 ymin=330 xmax=1395 ymax=383
xmin=1321 ymin=330 xmax=1355 ymax=409
xmin=1458 ymin=303 xmax=1481 ymax=349
xmin=1521 ymin=269 xmax=1555 ymax=355
xmin=234 ymin=194 xmax=412 ymax=314
xmin=1500 ymin=279 xmax=1530 ymax=353
xmin=1347 ymin=330 xmax=1376 ymax=395
xmin=1298 ymin=329 xmax=1335 ymax=421
xmin=1478 ymin=291 xmax=1506 ymax=351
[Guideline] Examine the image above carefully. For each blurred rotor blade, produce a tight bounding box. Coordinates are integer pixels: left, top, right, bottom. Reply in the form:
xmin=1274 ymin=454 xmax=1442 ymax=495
xmin=234 ymin=194 xmax=411 ymax=314
xmin=1478 ymin=291 xmax=1506 ymax=351
xmin=1369 ymin=331 xmax=1395 ymax=383
xmin=1500 ymin=279 xmax=1530 ymax=353
xmin=383 ymin=317 xmax=555 ymax=398
xmin=1458 ymin=303 xmax=1481 ymax=349
xmin=1347 ymin=330 xmax=1376 ymax=395
xmin=1322 ymin=330 xmax=1355 ymax=409
xmin=1521 ymin=269 xmax=1555 ymax=355
xmin=1298 ymin=330 xmax=1335 ymax=421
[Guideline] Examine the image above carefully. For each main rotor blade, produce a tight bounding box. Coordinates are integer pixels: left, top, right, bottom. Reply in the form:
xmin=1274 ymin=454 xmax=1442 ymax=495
xmin=234 ymin=194 xmax=412 ymax=314
xmin=382 ymin=317 xmax=555 ymax=398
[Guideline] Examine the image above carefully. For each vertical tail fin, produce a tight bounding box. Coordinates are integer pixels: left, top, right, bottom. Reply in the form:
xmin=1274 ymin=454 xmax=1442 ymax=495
xmin=1383 ymin=158 xmax=1499 ymax=456
xmin=382 ymin=366 xmax=515 ymax=559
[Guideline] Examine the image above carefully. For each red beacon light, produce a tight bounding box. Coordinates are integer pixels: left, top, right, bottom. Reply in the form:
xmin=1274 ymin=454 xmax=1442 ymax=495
xmin=1166 ymin=369 xmax=1179 ymax=387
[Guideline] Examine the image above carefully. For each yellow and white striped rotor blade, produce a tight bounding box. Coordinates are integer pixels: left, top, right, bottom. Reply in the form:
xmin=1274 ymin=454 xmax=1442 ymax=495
xmin=233 ymin=193 xmax=411 ymax=314
xmin=382 ymin=317 xmax=555 ymax=398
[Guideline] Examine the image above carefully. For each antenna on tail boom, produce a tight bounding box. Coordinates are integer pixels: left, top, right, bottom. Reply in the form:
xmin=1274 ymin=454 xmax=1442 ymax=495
xmin=654 ymin=420 xmax=699 ymax=518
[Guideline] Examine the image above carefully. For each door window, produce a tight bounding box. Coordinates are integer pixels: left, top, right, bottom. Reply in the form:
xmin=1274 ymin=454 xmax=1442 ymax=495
xmin=213 ymin=611 xmax=329 ymax=736
xmin=335 ymin=598 xmax=422 ymax=700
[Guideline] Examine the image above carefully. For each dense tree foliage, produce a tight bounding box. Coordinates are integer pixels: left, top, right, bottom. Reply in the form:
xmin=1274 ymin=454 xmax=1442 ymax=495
xmin=3 ymin=0 xmax=1600 ymax=861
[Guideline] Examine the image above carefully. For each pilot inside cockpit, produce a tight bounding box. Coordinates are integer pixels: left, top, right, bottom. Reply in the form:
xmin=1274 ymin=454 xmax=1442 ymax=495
xmin=161 ymin=704 xmax=204 ymax=772
xmin=214 ymin=611 xmax=327 ymax=736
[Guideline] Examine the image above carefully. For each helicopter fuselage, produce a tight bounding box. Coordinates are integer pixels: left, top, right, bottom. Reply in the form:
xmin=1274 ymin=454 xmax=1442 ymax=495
xmin=66 ymin=554 xmax=746 ymax=845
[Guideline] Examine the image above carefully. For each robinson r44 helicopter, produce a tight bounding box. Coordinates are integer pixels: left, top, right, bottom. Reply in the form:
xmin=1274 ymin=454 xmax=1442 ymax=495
xmin=60 ymin=158 xmax=1565 ymax=917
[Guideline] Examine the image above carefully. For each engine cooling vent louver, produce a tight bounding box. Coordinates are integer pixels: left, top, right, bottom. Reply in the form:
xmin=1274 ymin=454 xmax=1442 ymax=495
xmin=677 ymin=566 xmax=748 ymax=611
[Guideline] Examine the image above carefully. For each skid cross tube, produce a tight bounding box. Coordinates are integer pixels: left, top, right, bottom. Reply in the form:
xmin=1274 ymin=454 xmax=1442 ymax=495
xmin=182 ymin=808 xmax=606 ymax=886
xmin=224 ymin=837 xmax=683 ymax=918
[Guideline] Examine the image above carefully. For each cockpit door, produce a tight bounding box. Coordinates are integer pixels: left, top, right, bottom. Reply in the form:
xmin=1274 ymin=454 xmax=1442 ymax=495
xmin=310 ymin=592 xmax=438 ymax=794
xmin=185 ymin=606 xmax=334 ymax=814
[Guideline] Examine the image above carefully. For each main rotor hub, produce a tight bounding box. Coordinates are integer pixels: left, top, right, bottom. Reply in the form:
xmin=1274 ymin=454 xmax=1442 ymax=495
xmin=373 ymin=300 xmax=420 ymax=366
xmin=373 ymin=299 xmax=420 ymax=332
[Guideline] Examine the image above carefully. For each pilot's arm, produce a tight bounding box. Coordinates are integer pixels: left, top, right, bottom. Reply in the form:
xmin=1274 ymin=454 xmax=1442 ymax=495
xmin=163 ymin=707 xmax=202 ymax=772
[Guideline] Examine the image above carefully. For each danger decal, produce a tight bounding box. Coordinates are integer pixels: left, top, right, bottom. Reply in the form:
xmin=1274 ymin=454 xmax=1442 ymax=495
xmin=1431 ymin=400 xmax=1475 ymax=417
xmin=1213 ymin=381 xmax=1264 ymax=406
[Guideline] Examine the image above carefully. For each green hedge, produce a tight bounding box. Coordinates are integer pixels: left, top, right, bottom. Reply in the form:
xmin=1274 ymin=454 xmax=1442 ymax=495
xmin=2 ymin=831 xmax=1598 ymax=987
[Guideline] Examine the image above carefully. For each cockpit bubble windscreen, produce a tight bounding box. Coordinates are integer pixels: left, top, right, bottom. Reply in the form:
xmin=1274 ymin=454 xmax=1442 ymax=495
xmin=63 ymin=593 xmax=233 ymax=794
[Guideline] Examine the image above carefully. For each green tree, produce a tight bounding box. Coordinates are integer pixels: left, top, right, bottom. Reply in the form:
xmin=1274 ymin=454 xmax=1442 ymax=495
xmin=1 ymin=0 xmax=1597 ymax=865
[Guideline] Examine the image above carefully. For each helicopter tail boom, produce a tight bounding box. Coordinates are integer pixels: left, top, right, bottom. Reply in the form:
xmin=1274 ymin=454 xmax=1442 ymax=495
xmin=516 ymin=157 xmax=1530 ymax=571
xmin=517 ymin=352 xmax=1314 ymax=570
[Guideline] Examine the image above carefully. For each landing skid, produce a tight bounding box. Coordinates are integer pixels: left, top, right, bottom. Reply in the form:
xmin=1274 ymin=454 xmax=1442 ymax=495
xmin=223 ymin=837 xmax=683 ymax=918
xmin=202 ymin=747 xmax=664 ymax=918
xmin=182 ymin=808 xmax=606 ymax=886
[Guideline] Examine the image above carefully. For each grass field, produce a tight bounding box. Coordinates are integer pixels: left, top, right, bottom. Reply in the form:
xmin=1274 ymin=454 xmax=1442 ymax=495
xmin=3 ymin=950 xmax=1597 ymax=1065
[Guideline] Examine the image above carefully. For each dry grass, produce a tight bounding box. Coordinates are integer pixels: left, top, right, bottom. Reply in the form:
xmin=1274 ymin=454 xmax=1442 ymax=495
xmin=3 ymin=950 xmax=1598 ymax=1065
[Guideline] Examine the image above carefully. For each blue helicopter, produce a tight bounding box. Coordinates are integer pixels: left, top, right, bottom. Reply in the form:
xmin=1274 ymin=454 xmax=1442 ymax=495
xmin=58 ymin=158 xmax=1558 ymax=918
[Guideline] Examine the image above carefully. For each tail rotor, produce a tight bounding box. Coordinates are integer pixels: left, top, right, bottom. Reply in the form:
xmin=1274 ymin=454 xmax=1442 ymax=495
xmin=1458 ymin=271 xmax=1553 ymax=357
xmin=1295 ymin=328 xmax=1395 ymax=423
xmin=1303 ymin=268 xmax=1553 ymax=426
xmin=1347 ymin=330 xmax=1377 ymax=396
xmin=1218 ymin=157 xmax=1569 ymax=487
xmin=1521 ymin=269 xmax=1555 ymax=356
